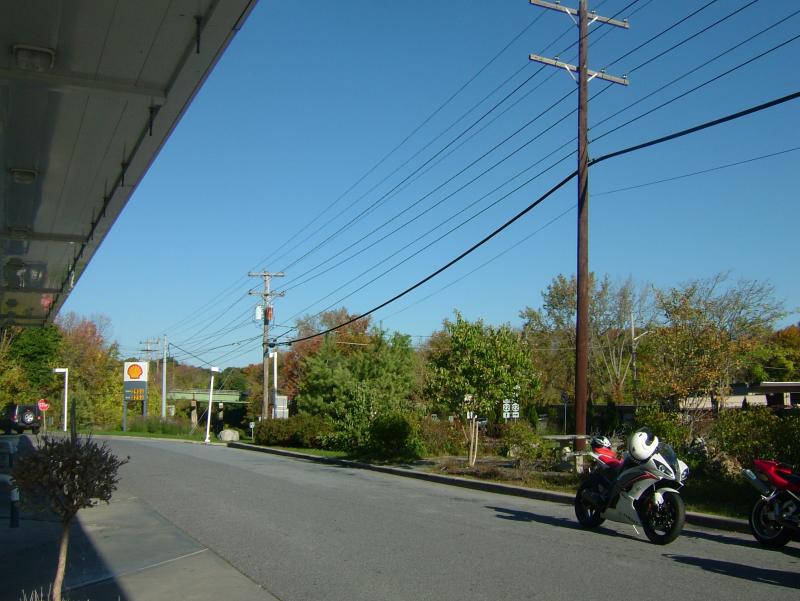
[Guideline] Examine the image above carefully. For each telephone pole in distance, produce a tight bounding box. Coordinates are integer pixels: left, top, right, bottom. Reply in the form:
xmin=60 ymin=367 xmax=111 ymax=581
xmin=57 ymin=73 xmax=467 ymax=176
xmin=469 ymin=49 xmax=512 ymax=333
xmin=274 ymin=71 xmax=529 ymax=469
xmin=248 ymin=271 xmax=284 ymax=420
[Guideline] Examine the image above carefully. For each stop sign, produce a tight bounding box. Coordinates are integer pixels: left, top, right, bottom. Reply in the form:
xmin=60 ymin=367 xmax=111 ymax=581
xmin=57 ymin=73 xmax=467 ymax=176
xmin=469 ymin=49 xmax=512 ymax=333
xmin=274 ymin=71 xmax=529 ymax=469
xmin=38 ymin=398 xmax=49 ymax=411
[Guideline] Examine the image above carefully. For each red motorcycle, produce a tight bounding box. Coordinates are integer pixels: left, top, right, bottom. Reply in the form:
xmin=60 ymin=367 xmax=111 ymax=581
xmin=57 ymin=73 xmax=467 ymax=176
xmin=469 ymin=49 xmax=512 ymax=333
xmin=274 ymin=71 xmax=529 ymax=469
xmin=742 ymin=459 xmax=800 ymax=548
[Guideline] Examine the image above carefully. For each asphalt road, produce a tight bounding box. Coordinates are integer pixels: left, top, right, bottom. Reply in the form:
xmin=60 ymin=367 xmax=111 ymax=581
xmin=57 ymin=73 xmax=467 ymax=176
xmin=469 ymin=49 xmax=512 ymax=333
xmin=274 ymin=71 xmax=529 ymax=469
xmin=104 ymin=438 xmax=799 ymax=601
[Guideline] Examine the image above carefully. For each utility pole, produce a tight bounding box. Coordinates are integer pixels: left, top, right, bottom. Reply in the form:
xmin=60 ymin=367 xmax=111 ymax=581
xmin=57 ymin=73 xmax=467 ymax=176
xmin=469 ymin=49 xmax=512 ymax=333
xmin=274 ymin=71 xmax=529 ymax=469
xmin=162 ymin=335 xmax=168 ymax=418
xmin=529 ymin=0 xmax=628 ymax=447
xmin=248 ymin=271 xmax=284 ymax=420
xmin=139 ymin=338 xmax=159 ymax=416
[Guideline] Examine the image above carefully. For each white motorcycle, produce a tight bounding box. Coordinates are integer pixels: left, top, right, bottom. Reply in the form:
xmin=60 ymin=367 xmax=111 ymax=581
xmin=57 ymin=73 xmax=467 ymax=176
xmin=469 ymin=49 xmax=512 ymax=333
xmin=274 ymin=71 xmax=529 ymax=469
xmin=574 ymin=430 xmax=690 ymax=545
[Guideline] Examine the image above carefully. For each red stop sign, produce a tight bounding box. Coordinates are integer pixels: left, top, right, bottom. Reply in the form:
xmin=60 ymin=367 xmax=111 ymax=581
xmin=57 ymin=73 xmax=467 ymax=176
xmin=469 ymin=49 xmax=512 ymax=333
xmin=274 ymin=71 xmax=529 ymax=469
xmin=38 ymin=398 xmax=49 ymax=411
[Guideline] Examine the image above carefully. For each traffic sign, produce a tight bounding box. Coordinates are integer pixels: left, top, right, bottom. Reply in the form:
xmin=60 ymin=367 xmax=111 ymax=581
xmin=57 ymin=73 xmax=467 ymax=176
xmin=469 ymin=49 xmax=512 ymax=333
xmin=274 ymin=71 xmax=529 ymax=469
xmin=38 ymin=398 xmax=49 ymax=411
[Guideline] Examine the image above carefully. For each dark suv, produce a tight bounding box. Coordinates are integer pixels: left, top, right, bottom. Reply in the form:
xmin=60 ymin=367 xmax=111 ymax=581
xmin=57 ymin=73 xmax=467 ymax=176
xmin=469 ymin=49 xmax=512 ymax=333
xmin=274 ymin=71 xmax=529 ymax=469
xmin=0 ymin=403 xmax=42 ymax=434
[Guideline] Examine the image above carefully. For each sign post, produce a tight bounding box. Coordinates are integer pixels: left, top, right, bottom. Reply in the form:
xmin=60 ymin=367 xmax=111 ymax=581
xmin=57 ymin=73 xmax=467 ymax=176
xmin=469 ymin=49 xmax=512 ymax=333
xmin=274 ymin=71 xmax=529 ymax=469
xmin=124 ymin=362 xmax=149 ymax=425
xmin=37 ymin=399 xmax=49 ymax=433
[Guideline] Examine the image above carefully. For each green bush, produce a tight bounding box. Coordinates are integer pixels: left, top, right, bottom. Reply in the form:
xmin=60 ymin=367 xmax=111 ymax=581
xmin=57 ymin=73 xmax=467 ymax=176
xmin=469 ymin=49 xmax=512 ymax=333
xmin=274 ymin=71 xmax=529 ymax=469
xmin=632 ymin=405 xmax=692 ymax=451
xmin=287 ymin=413 xmax=332 ymax=448
xmin=710 ymin=407 xmax=798 ymax=467
xmin=123 ymin=416 xmax=193 ymax=436
xmin=253 ymin=414 xmax=332 ymax=449
xmin=253 ymin=419 xmax=292 ymax=446
xmin=499 ymin=420 xmax=550 ymax=466
xmin=418 ymin=417 xmax=466 ymax=456
xmin=366 ymin=412 xmax=424 ymax=459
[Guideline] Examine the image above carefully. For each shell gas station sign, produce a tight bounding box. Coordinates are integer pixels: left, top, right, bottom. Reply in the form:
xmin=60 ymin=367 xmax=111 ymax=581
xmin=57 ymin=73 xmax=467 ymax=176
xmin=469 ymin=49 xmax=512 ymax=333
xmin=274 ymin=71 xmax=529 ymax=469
xmin=123 ymin=361 xmax=149 ymax=414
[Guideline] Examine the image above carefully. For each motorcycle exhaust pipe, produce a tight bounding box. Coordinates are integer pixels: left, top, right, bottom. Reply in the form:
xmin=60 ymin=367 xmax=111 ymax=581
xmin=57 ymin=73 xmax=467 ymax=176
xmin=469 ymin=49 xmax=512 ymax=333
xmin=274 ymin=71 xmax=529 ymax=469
xmin=742 ymin=469 xmax=773 ymax=496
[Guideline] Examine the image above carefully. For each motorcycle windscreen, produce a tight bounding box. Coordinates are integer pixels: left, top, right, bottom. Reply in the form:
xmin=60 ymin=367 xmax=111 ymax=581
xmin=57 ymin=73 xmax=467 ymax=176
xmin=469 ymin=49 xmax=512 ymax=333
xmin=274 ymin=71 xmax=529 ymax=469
xmin=658 ymin=443 xmax=680 ymax=476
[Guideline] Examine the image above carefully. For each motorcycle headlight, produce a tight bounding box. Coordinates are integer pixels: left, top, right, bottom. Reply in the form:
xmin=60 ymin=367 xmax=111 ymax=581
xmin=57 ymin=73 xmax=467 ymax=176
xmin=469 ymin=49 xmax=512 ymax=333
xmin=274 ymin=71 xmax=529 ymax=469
xmin=681 ymin=466 xmax=689 ymax=481
xmin=654 ymin=460 xmax=673 ymax=477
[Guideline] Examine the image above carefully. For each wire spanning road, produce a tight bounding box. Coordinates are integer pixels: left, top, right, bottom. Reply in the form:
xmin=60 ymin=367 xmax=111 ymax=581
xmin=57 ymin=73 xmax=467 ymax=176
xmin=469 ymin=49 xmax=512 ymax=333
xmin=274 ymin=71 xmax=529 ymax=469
xmin=106 ymin=438 xmax=799 ymax=601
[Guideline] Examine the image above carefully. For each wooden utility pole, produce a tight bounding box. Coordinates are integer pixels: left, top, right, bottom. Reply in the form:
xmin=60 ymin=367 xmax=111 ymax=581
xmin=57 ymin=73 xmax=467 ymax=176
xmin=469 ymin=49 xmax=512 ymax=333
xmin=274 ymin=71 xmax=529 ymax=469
xmin=248 ymin=271 xmax=284 ymax=419
xmin=529 ymin=0 xmax=628 ymax=446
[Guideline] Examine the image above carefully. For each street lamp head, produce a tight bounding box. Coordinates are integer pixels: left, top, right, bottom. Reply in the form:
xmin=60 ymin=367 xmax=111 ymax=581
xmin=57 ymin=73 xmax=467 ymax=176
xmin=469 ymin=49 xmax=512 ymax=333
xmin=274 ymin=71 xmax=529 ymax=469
xmin=53 ymin=367 xmax=67 ymax=374
xmin=210 ymin=366 xmax=220 ymax=373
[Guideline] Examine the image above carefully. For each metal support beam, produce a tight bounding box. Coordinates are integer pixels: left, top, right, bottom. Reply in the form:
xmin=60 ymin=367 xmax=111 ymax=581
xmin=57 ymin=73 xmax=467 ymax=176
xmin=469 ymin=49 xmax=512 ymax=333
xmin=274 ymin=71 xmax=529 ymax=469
xmin=529 ymin=0 xmax=629 ymax=28
xmin=0 ymin=286 xmax=61 ymax=294
xmin=0 ymin=228 xmax=84 ymax=243
xmin=529 ymin=55 xmax=628 ymax=85
xmin=0 ymin=68 xmax=167 ymax=103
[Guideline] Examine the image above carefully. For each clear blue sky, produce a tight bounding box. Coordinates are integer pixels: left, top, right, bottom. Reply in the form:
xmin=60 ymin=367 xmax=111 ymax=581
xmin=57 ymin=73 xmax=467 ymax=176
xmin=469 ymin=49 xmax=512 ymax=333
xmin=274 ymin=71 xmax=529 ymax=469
xmin=62 ymin=0 xmax=800 ymax=368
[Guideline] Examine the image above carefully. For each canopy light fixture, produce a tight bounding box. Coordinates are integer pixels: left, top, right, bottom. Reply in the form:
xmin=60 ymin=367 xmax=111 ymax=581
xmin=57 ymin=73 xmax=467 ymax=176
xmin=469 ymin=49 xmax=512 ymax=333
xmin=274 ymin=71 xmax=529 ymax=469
xmin=11 ymin=168 xmax=37 ymax=184
xmin=13 ymin=44 xmax=55 ymax=71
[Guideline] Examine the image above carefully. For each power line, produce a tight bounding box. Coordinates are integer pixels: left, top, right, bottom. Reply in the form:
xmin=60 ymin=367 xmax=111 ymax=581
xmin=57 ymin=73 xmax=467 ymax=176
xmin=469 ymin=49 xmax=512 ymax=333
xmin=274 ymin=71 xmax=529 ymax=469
xmin=276 ymin=20 xmax=793 ymax=328
xmin=154 ymin=13 xmax=577 ymax=340
xmin=594 ymin=146 xmax=800 ymax=196
xmin=278 ymin=90 xmax=800 ymax=346
xmin=386 ymin=143 xmax=798 ymax=319
xmin=274 ymin=0 xmax=760 ymax=301
xmin=272 ymin=4 xmax=631 ymax=275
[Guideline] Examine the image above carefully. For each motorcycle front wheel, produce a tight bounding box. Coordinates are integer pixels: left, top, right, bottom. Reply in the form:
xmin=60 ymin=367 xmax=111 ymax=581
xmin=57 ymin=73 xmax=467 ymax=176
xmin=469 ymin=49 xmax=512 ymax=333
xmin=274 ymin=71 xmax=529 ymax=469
xmin=749 ymin=498 xmax=792 ymax=548
xmin=640 ymin=490 xmax=685 ymax=545
xmin=574 ymin=479 xmax=606 ymax=528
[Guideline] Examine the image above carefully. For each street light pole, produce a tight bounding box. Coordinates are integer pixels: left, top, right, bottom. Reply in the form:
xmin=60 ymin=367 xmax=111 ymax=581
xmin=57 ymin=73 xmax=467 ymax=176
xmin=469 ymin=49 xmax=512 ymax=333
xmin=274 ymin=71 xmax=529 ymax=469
xmin=53 ymin=368 xmax=68 ymax=432
xmin=204 ymin=367 xmax=220 ymax=444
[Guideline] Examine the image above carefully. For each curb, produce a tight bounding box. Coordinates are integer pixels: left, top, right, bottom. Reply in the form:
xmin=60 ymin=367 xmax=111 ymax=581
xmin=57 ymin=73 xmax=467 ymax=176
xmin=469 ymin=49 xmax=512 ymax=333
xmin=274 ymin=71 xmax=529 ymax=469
xmin=227 ymin=441 xmax=750 ymax=535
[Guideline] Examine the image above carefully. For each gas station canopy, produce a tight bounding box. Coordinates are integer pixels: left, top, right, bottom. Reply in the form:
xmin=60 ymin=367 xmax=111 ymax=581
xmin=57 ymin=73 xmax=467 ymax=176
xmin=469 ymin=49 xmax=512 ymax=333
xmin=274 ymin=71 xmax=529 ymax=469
xmin=0 ymin=0 xmax=257 ymax=327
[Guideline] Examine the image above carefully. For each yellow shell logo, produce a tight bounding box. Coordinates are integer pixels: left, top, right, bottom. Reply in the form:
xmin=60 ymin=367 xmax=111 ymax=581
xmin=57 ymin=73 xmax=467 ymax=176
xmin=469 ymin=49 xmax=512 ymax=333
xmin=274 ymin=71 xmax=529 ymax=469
xmin=127 ymin=364 xmax=144 ymax=379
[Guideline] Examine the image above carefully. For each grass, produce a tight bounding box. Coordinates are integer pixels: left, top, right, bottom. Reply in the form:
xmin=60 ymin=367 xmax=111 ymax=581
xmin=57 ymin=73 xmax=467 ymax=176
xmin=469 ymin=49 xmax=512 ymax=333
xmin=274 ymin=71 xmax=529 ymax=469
xmin=87 ymin=429 xmax=207 ymax=442
xmin=255 ymin=445 xmax=350 ymax=459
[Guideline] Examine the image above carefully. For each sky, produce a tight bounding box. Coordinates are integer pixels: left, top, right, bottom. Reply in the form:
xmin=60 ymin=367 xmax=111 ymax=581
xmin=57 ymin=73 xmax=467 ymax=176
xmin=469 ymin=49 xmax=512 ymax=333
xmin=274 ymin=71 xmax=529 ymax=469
xmin=61 ymin=0 xmax=800 ymax=369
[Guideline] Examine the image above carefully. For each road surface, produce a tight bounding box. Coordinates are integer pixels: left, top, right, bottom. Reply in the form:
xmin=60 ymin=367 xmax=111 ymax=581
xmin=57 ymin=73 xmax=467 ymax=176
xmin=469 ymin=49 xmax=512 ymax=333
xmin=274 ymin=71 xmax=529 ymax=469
xmin=103 ymin=438 xmax=799 ymax=601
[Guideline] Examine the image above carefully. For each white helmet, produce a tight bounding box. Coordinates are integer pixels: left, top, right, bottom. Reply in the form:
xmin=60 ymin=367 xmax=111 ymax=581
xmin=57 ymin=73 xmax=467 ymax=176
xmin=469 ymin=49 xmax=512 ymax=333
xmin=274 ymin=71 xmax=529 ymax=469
xmin=628 ymin=428 xmax=658 ymax=462
xmin=591 ymin=435 xmax=611 ymax=449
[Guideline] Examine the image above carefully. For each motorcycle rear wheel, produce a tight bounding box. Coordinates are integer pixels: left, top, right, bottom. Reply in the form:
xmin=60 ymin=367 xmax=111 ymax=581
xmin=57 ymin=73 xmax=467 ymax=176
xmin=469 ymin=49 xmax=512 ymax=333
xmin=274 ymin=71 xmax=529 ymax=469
xmin=575 ymin=480 xmax=606 ymax=528
xmin=640 ymin=490 xmax=685 ymax=545
xmin=749 ymin=498 xmax=792 ymax=549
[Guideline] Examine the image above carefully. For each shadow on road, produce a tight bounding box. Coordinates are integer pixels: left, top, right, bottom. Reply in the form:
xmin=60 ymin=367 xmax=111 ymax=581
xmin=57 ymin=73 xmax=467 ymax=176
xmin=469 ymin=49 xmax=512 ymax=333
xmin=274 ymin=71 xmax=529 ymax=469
xmin=485 ymin=505 xmax=641 ymax=542
xmin=664 ymin=554 xmax=800 ymax=589
xmin=681 ymin=528 xmax=800 ymax=558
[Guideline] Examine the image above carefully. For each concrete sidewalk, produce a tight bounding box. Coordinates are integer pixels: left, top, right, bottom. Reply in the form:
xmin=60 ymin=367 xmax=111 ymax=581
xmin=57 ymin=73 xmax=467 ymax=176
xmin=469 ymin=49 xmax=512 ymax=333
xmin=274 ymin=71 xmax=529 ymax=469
xmin=2 ymin=490 xmax=278 ymax=601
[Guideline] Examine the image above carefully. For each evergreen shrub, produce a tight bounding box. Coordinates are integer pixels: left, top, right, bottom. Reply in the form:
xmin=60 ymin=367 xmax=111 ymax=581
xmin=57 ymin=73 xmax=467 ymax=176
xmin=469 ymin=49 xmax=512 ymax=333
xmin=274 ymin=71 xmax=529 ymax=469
xmin=711 ymin=407 xmax=800 ymax=467
xmin=253 ymin=414 xmax=332 ymax=448
xmin=366 ymin=412 xmax=423 ymax=459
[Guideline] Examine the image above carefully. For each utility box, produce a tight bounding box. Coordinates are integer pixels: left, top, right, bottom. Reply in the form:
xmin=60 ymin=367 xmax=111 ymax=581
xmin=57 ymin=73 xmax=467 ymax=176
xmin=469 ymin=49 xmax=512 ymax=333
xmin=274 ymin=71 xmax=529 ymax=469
xmin=273 ymin=395 xmax=289 ymax=419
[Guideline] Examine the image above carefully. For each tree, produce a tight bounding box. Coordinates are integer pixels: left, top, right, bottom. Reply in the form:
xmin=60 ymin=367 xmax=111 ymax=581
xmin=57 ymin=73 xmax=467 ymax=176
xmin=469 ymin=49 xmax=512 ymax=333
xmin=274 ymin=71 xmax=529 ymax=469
xmin=57 ymin=314 xmax=121 ymax=427
xmin=742 ymin=323 xmax=800 ymax=383
xmin=0 ymin=328 xmax=29 ymax=407
xmin=520 ymin=274 xmax=652 ymax=404
xmin=8 ymin=325 xmax=62 ymax=395
xmin=294 ymin=326 xmax=416 ymax=451
xmin=12 ymin=436 xmax=128 ymax=601
xmin=637 ymin=275 xmax=785 ymax=412
xmin=425 ymin=312 xmax=539 ymax=466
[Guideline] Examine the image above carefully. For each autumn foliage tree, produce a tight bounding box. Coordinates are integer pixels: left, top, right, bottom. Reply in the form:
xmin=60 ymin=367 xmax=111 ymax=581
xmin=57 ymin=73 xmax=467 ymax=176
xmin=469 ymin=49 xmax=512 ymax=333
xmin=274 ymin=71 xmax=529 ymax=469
xmin=638 ymin=275 xmax=785 ymax=411
xmin=56 ymin=313 xmax=121 ymax=427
